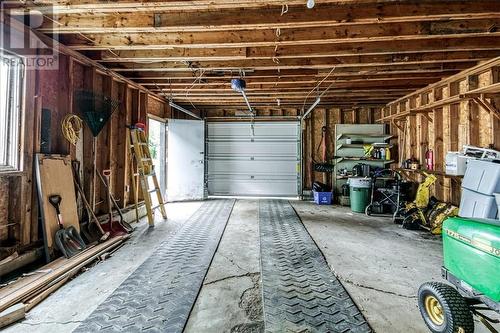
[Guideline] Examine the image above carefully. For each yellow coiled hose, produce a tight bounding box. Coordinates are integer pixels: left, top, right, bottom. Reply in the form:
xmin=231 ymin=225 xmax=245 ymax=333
xmin=61 ymin=114 xmax=83 ymax=146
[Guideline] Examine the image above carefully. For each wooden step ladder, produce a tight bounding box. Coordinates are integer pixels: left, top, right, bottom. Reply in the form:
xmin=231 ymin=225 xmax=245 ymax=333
xmin=128 ymin=127 xmax=167 ymax=227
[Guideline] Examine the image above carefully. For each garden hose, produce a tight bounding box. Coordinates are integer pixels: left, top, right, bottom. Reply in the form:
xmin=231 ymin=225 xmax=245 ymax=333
xmin=61 ymin=114 xmax=83 ymax=146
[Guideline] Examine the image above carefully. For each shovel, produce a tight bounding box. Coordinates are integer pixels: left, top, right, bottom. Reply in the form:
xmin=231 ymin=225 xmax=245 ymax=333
xmin=71 ymin=160 xmax=110 ymax=243
xmin=49 ymin=195 xmax=87 ymax=258
xmin=97 ymin=170 xmax=133 ymax=233
xmin=100 ymin=170 xmax=129 ymax=237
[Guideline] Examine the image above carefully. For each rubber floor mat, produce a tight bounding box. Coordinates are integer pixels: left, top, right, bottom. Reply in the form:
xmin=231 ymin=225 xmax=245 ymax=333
xmin=259 ymin=200 xmax=372 ymax=333
xmin=74 ymin=199 xmax=235 ymax=333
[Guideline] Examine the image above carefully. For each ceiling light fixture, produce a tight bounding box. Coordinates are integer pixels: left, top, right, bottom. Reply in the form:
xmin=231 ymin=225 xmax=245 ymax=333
xmin=306 ymin=0 xmax=315 ymax=9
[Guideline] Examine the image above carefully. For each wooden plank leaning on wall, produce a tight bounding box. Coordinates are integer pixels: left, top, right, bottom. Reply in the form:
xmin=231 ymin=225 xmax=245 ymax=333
xmin=378 ymin=57 xmax=500 ymax=206
xmin=0 ymin=15 xmax=169 ymax=252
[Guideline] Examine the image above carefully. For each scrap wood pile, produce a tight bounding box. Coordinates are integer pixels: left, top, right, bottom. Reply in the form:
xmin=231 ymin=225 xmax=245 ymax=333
xmin=0 ymin=234 xmax=129 ymax=328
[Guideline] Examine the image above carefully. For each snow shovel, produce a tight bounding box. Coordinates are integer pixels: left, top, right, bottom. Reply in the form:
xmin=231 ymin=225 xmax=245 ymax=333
xmin=49 ymin=195 xmax=87 ymax=258
xmin=100 ymin=170 xmax=129 ymax=237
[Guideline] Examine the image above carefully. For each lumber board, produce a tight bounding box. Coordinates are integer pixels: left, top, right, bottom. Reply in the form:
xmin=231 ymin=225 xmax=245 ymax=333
xmin=0 ymin=235 xmax=128 ymax=313
xmin=0 ymin=303 xmax=25 ymax=329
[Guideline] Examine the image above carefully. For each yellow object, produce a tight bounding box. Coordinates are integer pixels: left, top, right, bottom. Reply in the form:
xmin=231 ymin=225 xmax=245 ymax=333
xmin=363 ymin=145 xmax=374 ymax=157
xmin=413 ymin=173 xmax=437 ymax=209
xmin=424 ymin=295 xmax=444 ymax=325
xmin=385 ymin=148 xmax=391 ymax=160
xmin=61 ymin=114 xmax=83 ymax=146
xmin=128 ymin=128 xmax=167 ymax=227
xmin=428 ymin=203 xmax=459 ymax=234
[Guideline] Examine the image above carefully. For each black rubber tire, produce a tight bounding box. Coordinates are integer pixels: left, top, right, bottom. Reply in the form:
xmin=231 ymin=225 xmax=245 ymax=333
xmin=365 ymin=204 xmax=372 ymax=216
xmin=418 ymin=282 xmax=474 ymax=333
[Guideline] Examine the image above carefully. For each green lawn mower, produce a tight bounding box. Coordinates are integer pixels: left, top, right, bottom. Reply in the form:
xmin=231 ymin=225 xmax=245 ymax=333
xmin=418 ymin=217 xmax=500 ymax=333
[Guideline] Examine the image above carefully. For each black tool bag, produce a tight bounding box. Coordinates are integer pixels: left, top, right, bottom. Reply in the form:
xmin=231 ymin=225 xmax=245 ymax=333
xmin=312 ymin=181 xmax=332 ymax=192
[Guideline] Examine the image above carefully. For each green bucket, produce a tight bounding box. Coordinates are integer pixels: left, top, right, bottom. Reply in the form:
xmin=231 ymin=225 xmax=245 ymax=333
xmin=348 ymin=177 xmax=371 ymax=213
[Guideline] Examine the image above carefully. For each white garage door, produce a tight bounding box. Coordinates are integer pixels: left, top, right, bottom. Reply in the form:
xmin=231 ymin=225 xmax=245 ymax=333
xmin=207 ymin=122 xmax=301 ymax=197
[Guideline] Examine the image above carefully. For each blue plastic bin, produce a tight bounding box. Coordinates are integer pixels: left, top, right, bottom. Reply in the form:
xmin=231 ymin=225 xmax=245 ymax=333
xmin=313 ymin=191 xmax=333 ymax=205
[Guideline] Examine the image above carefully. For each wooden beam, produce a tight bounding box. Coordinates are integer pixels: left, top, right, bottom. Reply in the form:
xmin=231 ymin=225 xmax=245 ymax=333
xmin=63 ymin=30 xmax=500 ymax=50
xmin=472 ymin=96 xmax=500 ymax=121
xmin=129 ymin=68 xmax=460 ymax=81
xmin=387 ymin=57 xmax=500 ymax=107
xmin=109 ymin=59 xmax=482 ymax=72
xmin=144 ymin=78 xmax=436 ymax=89
xmin=31 ymin=1 xmax=500 ymax=33
xmin=97 ymin=47 xmax=500 ymax=63
xmin=21 ymin=0 xmax=500 ymax=14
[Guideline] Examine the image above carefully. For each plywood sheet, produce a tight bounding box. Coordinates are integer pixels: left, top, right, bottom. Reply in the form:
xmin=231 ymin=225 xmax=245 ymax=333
xmin=35 ymin=154 xmax=80 ymax=261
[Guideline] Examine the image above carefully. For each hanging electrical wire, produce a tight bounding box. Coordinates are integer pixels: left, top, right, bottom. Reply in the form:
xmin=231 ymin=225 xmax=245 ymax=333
xmin=61 ymin=114 xmax=83 ymax=146
xmin=301 ymin=66 xmax=337 ymax=112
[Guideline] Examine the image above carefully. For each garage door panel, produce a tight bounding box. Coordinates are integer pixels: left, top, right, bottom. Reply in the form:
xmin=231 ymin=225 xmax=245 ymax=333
xmin=208 ymin=160 xmax=297 ymax=175
xmin=207 ymin=141 xmax=297 ymax=156
xmin=208 ymin=179 xmax=298 ymax=196
xmin=207 ymin=122 xmax=300 ymax=197
xmin=208 ymin=122 xmax=297 ymax=138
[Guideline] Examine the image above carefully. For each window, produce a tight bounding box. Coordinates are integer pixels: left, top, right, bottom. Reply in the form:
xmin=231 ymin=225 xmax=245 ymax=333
xmin=0 ymin=51 xmax=24 ymax=173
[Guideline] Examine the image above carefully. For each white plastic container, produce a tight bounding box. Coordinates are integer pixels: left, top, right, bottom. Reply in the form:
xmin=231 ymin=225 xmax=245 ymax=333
xmin=459 ymin=188 xmax=498 ymax=219
xmin=445 ymin=152 xmax=471 ymax=176
xmin=462 ymin=160 xmax=500 ymax=195
xmin=347 ymin=177 xmax=372 ymax=188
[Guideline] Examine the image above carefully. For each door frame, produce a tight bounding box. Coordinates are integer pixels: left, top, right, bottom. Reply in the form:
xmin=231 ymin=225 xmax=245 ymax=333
xmin=147 ymin=115 xmax=168 ymax=195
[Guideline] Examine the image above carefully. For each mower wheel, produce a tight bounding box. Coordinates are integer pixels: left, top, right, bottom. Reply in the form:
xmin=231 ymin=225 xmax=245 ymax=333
xmin=418 ymin=282 xmax=474 ymax=333
xmin=365 ymin=204 xmax=372 ymax=216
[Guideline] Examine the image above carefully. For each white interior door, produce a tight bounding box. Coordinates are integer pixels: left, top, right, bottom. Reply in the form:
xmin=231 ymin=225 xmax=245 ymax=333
xmin=167 ymin=119 xmax=205 ymax=201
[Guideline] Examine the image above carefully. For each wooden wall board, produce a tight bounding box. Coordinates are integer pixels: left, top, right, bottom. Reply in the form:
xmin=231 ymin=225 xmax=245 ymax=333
xmin=0 ymin=18 xmax=171 ymax=260
xmin=379 ymin=57 xmax=500 ymax=205
xmin=35 ymin=155 xmax=80 ymax=261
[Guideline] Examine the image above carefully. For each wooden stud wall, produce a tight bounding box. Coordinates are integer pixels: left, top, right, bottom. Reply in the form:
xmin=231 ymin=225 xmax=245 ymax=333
xmin=0 ymin=19 xmax=172 ymax=253
xmin=379 ymin=57 xmax=500 ymax=206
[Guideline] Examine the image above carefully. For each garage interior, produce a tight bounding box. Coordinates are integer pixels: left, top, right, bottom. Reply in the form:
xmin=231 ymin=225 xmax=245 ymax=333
xmin=0 ymin=1 xmax=499 ymax=333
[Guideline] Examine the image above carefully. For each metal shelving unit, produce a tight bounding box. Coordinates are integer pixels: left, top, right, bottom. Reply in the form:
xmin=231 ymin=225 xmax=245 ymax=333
xmin=334 ymin=124 xmax=395 ymax=197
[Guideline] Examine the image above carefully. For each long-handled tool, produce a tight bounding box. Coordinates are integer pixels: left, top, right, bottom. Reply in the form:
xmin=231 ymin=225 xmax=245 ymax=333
xmin=100 ymin=170 xmax=129 ymax=236
xmin=96 ymin=170 xmax=133 ymax=233
xmin=49 ymin=195 xmax=87 ymax=258
xmin=71 ymin=161 xmax=110 ymax=243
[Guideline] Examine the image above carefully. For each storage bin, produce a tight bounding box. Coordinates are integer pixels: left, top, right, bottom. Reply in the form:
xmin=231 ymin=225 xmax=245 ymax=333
xmin=348 ymin=177 xmax=372 ymax=213
xmin=313 ymin=190 xmax=332 ymax=205
xmin=459 ymin=188 xmax=498 ymax=219
xmin=462 ymin=160 xmax=500 ymax=195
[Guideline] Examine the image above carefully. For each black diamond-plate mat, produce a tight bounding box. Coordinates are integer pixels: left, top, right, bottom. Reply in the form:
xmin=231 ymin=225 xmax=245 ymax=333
xmin=74 ymin=199 xmax=235 ymax=333
xmin=259 ymin=200 xmax=372 ymax=333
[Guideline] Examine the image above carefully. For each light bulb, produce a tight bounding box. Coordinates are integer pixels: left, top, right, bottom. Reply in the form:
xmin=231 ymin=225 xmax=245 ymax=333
xmin=306 ymin=0 xmax=315 ymax=9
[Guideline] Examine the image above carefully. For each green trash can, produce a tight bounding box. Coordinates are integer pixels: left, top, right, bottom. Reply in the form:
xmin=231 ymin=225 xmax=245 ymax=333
xmin=348 ymin=177 xmax=372 ymax=213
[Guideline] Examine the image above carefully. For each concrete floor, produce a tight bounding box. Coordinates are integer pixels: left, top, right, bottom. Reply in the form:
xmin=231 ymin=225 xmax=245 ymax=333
xmin=4 ymin=200 xmax=498 ymax=333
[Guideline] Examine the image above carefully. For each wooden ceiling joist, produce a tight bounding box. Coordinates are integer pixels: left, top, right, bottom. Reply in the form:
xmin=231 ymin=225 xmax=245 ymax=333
xmin=378 ymin=57 xmax=500 ymax=122
xmin=96 ymin=48 xmax=500 ymax=63
xmin=15 ymin=0 xmax=500 ymax=108
xmin=63 ymin=31 xmax=500 ymax=51
xmin=20 ymin=0 xmax=500 ymax=15
xmin=109 ymin=60 xmax=482 ymax=72
xmin=34 ymin=1 xmax=500 ymax=33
